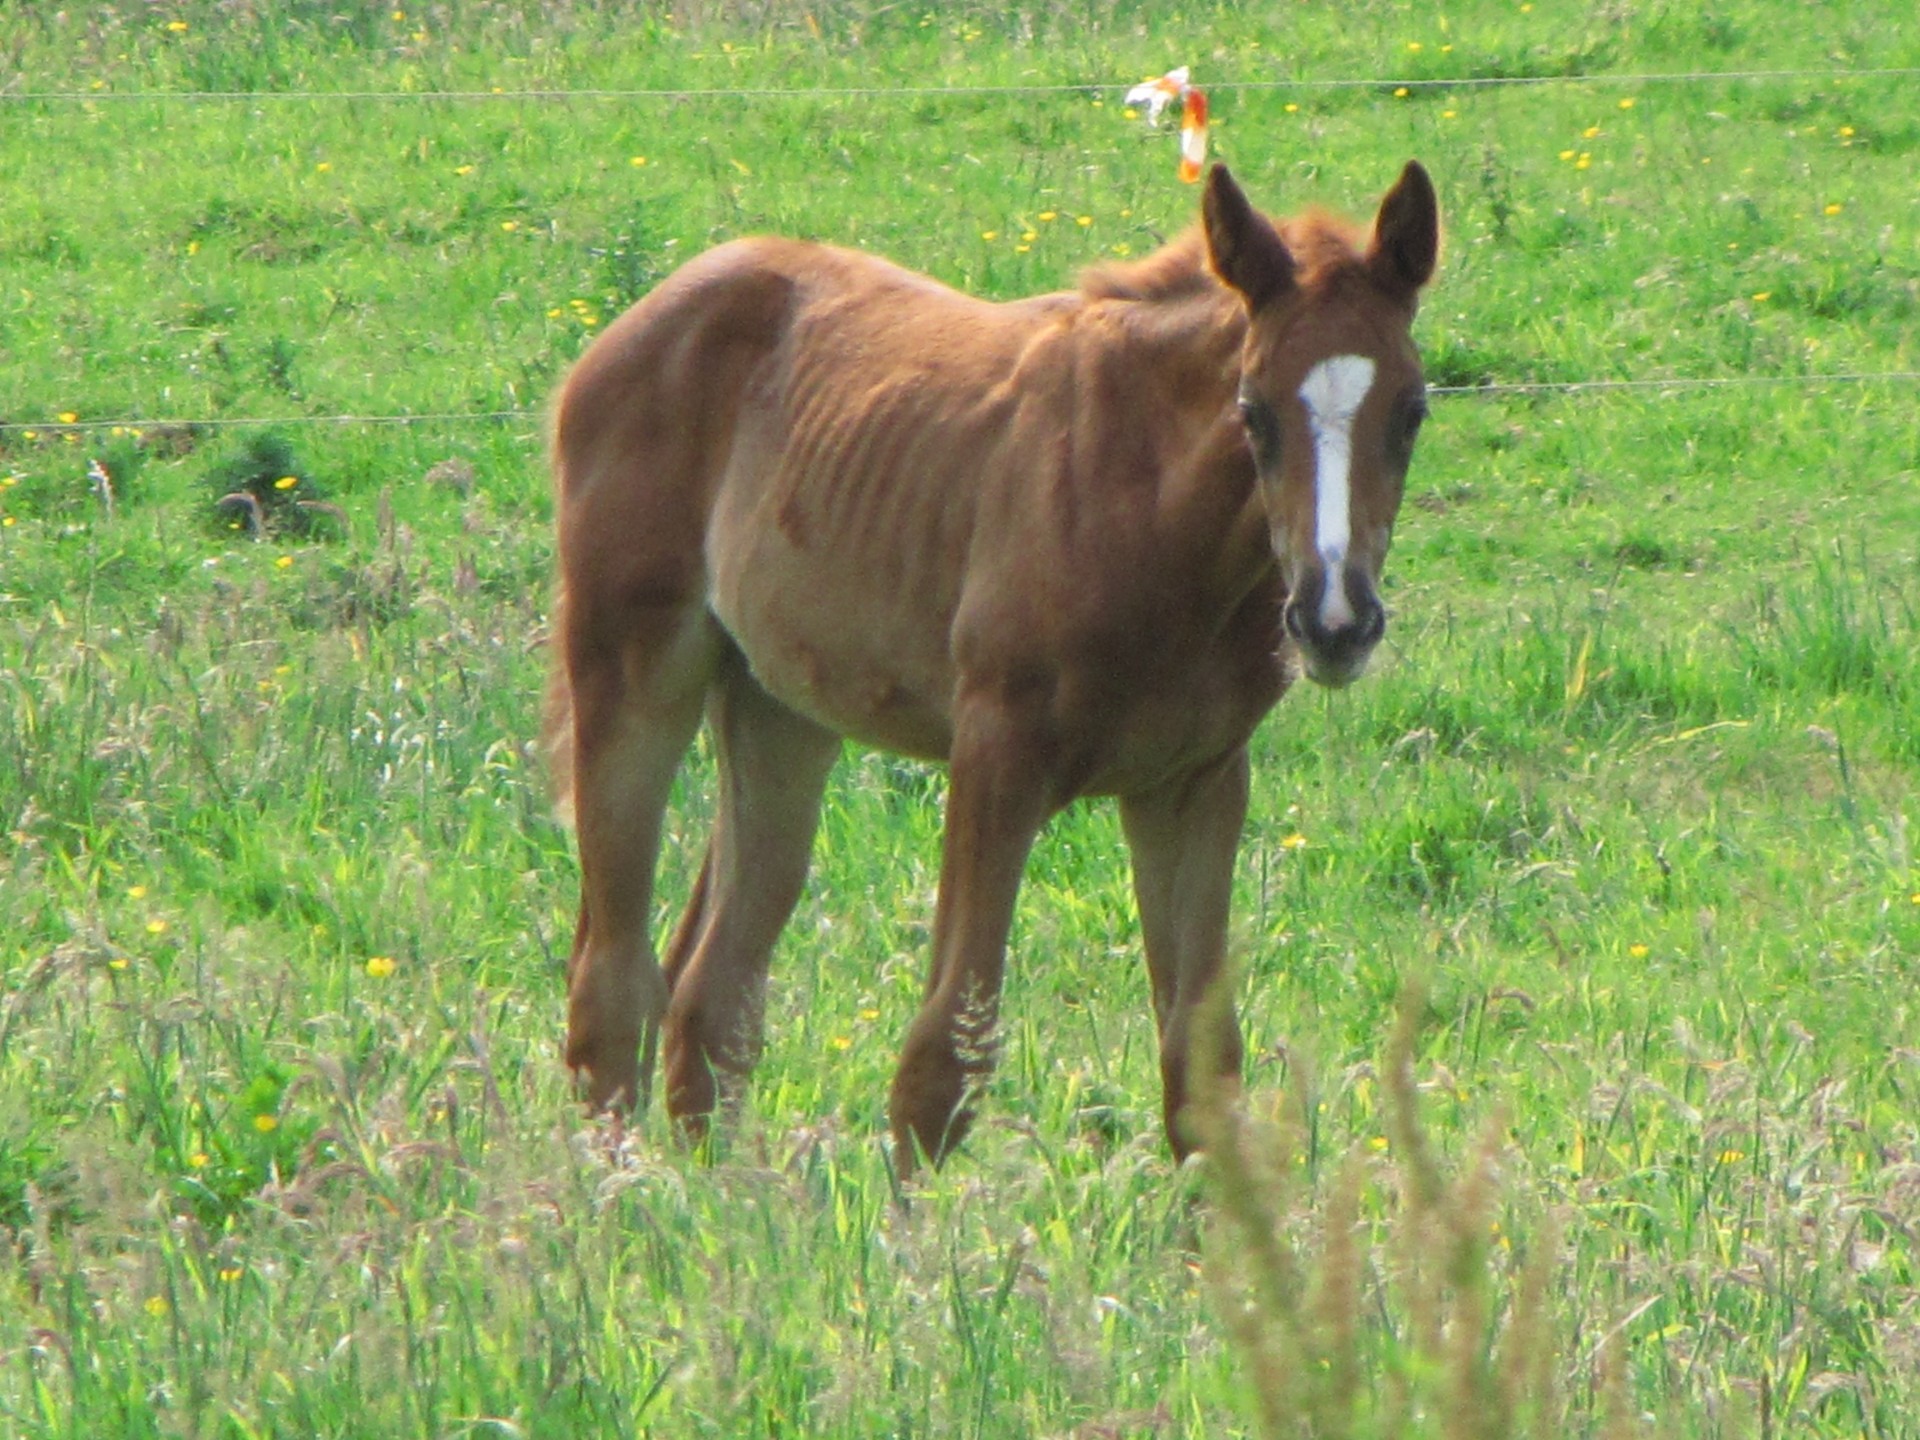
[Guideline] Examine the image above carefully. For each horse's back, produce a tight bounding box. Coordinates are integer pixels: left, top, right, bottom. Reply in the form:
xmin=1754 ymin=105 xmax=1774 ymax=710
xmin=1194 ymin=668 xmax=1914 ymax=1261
xmin=552 ymin=237 xmax=1072 ymax=756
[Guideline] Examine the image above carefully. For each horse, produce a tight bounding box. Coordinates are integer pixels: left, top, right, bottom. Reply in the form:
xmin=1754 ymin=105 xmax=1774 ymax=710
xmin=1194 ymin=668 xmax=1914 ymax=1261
xmin=545 ymin=161 xmax=1439 ymax=1169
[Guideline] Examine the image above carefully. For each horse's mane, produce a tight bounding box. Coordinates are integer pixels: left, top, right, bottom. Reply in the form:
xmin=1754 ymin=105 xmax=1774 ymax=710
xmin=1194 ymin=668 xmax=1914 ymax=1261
xmin=1077 ymin=208 xmax=1374 ymax=303
xmin=1079 ymin=230 xmax=1214 ymax=302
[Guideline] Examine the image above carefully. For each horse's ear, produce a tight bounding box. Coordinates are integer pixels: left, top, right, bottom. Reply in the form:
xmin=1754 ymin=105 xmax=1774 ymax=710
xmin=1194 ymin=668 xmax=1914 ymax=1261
xmin=1367 ymin=160 xmax=1440 ymax=297
xmin=1203 ymin=164 xmax=1295 ymax=310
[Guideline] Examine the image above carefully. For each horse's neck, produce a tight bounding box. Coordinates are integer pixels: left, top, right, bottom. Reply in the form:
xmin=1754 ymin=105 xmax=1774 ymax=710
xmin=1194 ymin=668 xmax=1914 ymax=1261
xmin=1095 ymin=288 xmax=1271 ymax=597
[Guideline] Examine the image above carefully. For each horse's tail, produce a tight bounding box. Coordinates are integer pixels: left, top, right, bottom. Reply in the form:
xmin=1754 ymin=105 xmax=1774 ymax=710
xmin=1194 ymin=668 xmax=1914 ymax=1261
xmin=541 ymin=585 xmax=576 ymax=826
xmin=543 ymin=396 xmax=577 ymax=827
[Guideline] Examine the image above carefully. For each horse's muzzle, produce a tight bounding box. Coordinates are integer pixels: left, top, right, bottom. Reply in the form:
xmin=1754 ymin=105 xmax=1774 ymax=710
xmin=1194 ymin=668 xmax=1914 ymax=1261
xmin=1284 ymin=567 xmax=1386 ymax=689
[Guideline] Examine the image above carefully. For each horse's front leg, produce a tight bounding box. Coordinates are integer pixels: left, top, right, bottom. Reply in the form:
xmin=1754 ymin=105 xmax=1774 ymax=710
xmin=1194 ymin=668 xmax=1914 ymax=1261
xmin=1118 ymin=746 xmax=1251 ymax=1159
xmin=889 ymin=698 xmax=1058 ymax=1172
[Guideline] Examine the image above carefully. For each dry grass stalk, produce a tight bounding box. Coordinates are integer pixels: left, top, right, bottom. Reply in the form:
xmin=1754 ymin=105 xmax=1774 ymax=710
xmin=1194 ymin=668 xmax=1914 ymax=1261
xmin=1196 ymin=980 xmax=1570 ymax=1440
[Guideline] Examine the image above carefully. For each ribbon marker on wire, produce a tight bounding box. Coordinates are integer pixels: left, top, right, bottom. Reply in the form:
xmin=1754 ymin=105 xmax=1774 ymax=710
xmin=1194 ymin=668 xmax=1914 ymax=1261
xmin=1124 ymin=66 xmax=1209 ymax=182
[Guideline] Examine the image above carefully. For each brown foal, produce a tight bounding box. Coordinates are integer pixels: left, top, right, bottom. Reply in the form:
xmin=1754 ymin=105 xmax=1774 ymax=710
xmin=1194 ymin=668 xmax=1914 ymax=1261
xmin=546 ymin=161 xmax=1439 ymax=1167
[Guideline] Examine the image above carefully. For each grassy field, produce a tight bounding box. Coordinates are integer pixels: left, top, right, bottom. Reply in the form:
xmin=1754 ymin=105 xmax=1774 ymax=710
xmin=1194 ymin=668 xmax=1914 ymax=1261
xmin=4 ymin=1 xmax=1920 ymax=1434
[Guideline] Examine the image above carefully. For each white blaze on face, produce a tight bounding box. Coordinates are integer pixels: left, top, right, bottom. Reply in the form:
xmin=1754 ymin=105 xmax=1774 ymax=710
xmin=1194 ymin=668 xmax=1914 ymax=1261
xmin=1297 ymin=354 xmax=1377 ymax=631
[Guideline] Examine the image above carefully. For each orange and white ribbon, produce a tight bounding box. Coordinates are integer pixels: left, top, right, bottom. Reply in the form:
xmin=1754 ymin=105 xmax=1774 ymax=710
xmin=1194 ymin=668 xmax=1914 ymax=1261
xmin=1125 ymin=66 xmax=1209 ymax=182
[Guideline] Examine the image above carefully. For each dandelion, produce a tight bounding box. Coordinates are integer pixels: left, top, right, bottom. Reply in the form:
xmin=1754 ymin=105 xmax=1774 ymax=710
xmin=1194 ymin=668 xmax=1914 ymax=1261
xmin=501 ymin=220 xmax=519 ymax=232
xmin=3 ymin=516 xmax=16 ymax=529
xmin=829 ymin=1035 xmax=853 ymax=1051
xmin=366 ymin=955 xmax=396 ymax=978
xmin=1839 ymin=125 xmax=1855 ymax=138
xmin=980 ymin=230 xmax=999 ymax=241
xmin=1619 ymin=97 xmax=1636 ymax=110
xmin=218 ymin=1266 xmax=244 ymax=1283
xmin=1910 ymin=891 xmax=1920 ymax=905
xmin=1020 ymin=230 xmax=1037 ymax=242
xmin=1407 ymin=41 xmax=1424 ymax=52
xmin=1441 ymin=43 xmax=1454 ymax=52
xmin=1718 ymin=1148 xmax=1746 ymax=1164
xmin=1075 ymin=215 xmax=1092 ymax=227
xmin=1824 ymin=202 xmax=1842 ymax=215
xmin=1284 ymin=102 xmax=1299 ymax=113
xmin=57 ymin=411 xmax=78 ymax=424
xmin=146 ymin=918 xmax=169 ymax=935
xmin=454 ymin=164 xmax=475 ymax=176
xmin=274 ymin=475 xmax=298 ymax=490
xmin=109 ymin=956 xmax=129 ymax=970
xmin=189 ymin=1152 xmax=209 ymax=1168
xmin=1628 ymin=943 xmax=1650 ymax=959
xmin=1441 ymin=108 xmax=1457 ymax=119
xmin=167 ymin=20 xmax=189 ymax=33
xmin=1280 ymin=833 xmax=1308 ymax=850
xmin=858 ymin=1007 xmax=881 ymax=1022
xmin=1393 ymin=86 xmax=1410 ymax=98
xmin=1038 ymin=211 xmax=1057 ymax=222
xmin=1583 ymin=125 xmax=1601 ymax=138
xmin=0 ymin=475 xmax=16 ymax=487
xmin=547 ymin=307 xmax=564 ymax=318
xmin=1752 ymin=291 xmax=1772 ymax=302
xmin=1368 ymin=1135 xmax=1389 ymax=1151
xmin=145 ymin=1295 xmax=170 ymax=1317
xmin=128 ymin=884 xmax=149 ymax=899
xmin=253 ymin=1114 xmax=279 ymax=1134
xmin=1015 ymin=245 xmax=1031 ymax=254
xmin=630 ymin=155 xmax=648 ymax=167
xmin=275 ymin=555 xmax=294 ymax=569
xmin=1575 ymin=153 xmax=1592 ymax=170
xmin=1122 ymin=108 xmax=1139 ymax=120
xmin=1559 ymin=148 xmax=1576 ymax=161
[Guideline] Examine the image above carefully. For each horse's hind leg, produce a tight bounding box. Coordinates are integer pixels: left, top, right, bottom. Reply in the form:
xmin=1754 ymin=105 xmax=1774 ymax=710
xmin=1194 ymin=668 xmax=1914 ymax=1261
xmin=663 ymin=653 xmax=839 ymax=1133
xmin=564 ymin=602 xmax=720 ymax=1113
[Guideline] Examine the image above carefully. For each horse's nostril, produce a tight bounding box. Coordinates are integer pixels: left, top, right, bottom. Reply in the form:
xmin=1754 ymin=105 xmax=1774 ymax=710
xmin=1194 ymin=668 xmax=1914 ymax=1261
xmin=1358 ymin=602 xmax=1386 ymax=646
xmin=1283 ymin=604 xmax=1306 ymax=640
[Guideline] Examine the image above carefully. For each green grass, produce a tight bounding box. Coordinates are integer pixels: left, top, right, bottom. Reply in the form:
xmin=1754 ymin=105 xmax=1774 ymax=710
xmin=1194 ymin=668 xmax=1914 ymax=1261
xmin=4 ymin=1 xmax=1920 ymax=1435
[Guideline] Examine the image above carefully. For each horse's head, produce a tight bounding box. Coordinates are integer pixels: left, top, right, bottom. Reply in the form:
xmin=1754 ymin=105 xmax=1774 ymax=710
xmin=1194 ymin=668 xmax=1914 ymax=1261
xmin=1204 ymin=161 xmax=1438 ymax=688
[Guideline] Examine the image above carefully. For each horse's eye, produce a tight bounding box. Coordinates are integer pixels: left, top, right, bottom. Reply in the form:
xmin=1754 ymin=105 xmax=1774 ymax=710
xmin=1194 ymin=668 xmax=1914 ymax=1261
xmin=1238 ymin=395 xmax=1282 ymax=464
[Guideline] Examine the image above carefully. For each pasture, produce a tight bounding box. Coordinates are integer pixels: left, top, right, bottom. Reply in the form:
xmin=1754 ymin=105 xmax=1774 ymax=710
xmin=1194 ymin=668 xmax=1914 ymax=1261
xmin=3 ymin=1 xmax=1919 ymax=1434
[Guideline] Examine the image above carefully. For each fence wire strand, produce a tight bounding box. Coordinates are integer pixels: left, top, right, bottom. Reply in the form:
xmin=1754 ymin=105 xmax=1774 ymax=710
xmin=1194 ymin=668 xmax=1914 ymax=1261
xmin=6 ymin=65 xmax=1919 ymax=105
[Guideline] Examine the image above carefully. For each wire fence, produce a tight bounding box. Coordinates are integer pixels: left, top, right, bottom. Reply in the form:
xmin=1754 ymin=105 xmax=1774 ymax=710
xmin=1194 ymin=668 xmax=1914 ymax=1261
xmin=6 ymin=65 xmax=1918 ymax=104
xmin=6 ymin=61 xmax=1914 ymax=437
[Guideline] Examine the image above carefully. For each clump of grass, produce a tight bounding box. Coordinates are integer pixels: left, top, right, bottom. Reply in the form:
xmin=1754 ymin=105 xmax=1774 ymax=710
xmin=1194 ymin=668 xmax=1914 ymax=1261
xmin=1194 ymin=983 xmax=1579 ymax=1439
xmin=202 ymin=430 xmax=341 ymax=539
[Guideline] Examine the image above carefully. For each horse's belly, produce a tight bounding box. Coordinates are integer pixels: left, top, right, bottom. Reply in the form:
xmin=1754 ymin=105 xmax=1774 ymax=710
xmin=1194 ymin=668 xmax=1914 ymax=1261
xmin=711 ymin=562 xmax=958 ymax=761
